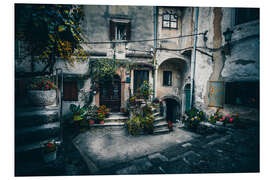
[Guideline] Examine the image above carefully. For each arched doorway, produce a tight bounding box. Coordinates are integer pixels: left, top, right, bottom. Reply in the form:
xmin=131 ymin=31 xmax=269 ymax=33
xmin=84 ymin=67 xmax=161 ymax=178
xmin=100 ymin=75 xmax=121 ymax=112
xmin=162 ymin=97 xmax=181 ymax=123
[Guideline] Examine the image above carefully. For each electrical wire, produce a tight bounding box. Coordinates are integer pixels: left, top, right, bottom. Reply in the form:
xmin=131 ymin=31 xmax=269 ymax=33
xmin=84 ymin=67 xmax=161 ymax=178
xmin=83 ymin=32 xmax=205 ymax=45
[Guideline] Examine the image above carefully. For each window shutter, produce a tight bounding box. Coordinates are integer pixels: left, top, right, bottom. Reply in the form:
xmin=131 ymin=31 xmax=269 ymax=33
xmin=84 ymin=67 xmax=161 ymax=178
xmin=109 ymin=20 xmax=115 ymax=40
xmin=63 ymin=81 xmax=78 ymax=101
xmin=126 ymin=22 xmax=131 ymax=40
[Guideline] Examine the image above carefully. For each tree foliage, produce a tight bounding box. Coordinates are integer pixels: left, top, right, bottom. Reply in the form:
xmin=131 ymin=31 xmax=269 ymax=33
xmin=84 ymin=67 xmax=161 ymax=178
xmin=15 ymin=4 xmax=87 ymax=72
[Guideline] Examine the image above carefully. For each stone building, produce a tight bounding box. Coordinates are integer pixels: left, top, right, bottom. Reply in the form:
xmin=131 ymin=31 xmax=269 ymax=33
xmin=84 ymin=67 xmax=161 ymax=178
xmin=15 ymin=5 xmax=259 ymax=122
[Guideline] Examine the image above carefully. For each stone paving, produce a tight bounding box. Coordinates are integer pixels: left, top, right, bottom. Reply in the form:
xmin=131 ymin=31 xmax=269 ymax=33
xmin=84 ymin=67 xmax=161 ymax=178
xmin=73 ymin=122 xmax=259 ymax=175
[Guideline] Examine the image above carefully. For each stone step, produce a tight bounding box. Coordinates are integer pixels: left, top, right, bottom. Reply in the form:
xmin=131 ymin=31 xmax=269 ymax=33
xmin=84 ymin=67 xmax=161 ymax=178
xmin=16 ymin=111 xmax=58 ymax=129
xmin=15 ymin=137 xmax=60 ymax=153
xmin=153 ymin=116 xmax=166 ymax=123
xmin=89 ymin=122 xmax=125 ymax=128
xmin=153 ymin=121 xmax=168 ymax=128
xmin=153 ymin=112 xmax=160 ymax=117
xmin=15 ymin=122 xmax=60 ymax=146
xmin=153 ymin=128 xmax=170 ymax=135
xmin=105 ymin=115 xmax=128 ymax=123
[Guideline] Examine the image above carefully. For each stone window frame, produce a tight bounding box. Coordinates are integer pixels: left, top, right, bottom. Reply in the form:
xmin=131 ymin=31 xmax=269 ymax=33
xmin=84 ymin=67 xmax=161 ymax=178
xmin=109 ymin=18 xmax=131 ymax=41
xmin=162 ymin=11 xmax=178 ymax=29
xmin=163 ymin=70 xmax=172 ymax=86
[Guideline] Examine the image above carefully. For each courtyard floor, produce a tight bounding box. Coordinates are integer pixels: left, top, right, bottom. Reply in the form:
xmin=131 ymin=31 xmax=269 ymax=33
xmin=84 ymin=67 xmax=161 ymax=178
xmin=72 ymin=122 xmax=259 ymax=175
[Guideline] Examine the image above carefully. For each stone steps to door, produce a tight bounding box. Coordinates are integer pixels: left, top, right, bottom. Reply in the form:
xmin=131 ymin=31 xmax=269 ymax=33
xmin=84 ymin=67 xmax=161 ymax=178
xmin=15 ymin=121 xmax=60 ymax=146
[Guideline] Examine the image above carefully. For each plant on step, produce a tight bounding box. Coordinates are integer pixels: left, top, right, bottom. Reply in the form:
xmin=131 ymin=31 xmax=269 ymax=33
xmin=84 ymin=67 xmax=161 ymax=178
xmin=43 ymin=140 xmax=57 ymax=153
xmin=126 ymin=115 xmax=142 ymax=136
xmin=208 ymin=109 xmax=223 ymax=124
xmin=97 ymin=105 xmax=108 ymax=123
xmin=85 ymin=105 xmax=98 ymax=124
xmin=183 ymin=107 xmax=206 ymax=130
xmin=70 ymin=104 xmax=87 ymax=122
xmin=141 ymin=105 xmax=154 ymax=134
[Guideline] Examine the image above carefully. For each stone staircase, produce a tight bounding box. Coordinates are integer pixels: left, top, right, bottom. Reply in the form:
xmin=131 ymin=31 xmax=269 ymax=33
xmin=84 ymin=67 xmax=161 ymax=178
xmin=151 ymin=105 xmax=170 ymax=135
xmin=89 ymin=112 xmax=128 ymax=128
xmin=15 ymin=105 xmax=61 ymax=175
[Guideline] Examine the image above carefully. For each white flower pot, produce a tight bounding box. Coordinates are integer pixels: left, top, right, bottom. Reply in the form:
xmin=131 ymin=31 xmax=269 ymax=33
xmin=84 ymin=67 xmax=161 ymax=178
xmin=27 ymin=90 xmax=56 ymax=106
xmin=43 ymin=150 xmax=57 ymax=163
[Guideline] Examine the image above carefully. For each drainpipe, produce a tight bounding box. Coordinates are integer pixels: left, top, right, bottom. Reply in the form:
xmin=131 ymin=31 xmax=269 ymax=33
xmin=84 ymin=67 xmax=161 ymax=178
xmin=153 ymin=6 xmax=158 ymax=98
xmin=189 ymin=7 xmax=199 ymax=109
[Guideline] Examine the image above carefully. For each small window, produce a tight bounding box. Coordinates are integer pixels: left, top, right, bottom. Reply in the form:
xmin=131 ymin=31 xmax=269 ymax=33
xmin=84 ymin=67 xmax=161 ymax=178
xmin=63 ymin=81 xmax=78 ymax=101
xmin=163 ymin=71 xmax=172 ymax=86
xmin=162 ymin=12 xmax=178 ymax=29
xmin=110 ymin=20 xmax=131 ymax=41
xmin=235 ymin=8 xmax=259 ymax=25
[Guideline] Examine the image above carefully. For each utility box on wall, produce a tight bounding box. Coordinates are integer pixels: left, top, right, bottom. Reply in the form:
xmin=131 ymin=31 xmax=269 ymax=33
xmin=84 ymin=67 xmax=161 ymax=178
xmin=208 ymin=81 xmax=224 ymax=107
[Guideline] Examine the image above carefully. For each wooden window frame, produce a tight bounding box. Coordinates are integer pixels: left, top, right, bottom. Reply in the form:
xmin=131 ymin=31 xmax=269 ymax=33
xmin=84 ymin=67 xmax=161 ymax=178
xmin=163 ymin=71 xmax=172 ymax=86
xmin=162 ymin=12 xmax=178 ymax=29
xmin=63 ymin=80 xmax=78 ymax=101
xmin=109 ymin=19 xmax=131 ymax=41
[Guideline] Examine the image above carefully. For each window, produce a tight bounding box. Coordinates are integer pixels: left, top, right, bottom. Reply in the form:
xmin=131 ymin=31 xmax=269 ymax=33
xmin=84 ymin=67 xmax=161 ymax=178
xmin=63 ymin=81 xmax=78 ymax=101
xmin=235 ymin=8 xmax=259 ymax=25
xmin=225 ymin=81 xmax=259 ymax=108
xmin=163 ymin=71 xmax=172 ymax=86
xmin=109 ymin=19 xmax=131 ymax=40
xmin=162 ymin=12 xmax=178 ymax=29
xmin=134 ymin=70 xmax=149 ymax=93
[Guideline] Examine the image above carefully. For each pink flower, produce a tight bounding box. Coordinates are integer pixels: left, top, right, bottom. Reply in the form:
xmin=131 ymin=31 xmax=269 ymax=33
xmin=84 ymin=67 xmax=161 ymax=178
xmin=229 ymin=118 xmax=233 ymax=123
xmin=219 ymin=118 xmax=224 ymax=122
xmin=225 ymin=115 xmax=230 ymax=118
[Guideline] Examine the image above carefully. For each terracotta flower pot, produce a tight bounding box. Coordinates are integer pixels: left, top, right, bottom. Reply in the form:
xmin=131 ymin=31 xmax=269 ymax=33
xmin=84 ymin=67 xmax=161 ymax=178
xmin=99 ymin=120 xmax=105 ymax=124
xmin=168 ymin=121 xmax=173 ymax=130
xmin=89 ymin=119 xmax=95 ymax=125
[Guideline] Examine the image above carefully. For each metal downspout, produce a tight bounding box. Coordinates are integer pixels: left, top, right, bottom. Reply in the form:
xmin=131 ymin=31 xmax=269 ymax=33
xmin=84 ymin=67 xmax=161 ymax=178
xmin=153 ymin=6 xmax=158 ymax=98
xmin=189 ymin=7 xmax=199 ymax=109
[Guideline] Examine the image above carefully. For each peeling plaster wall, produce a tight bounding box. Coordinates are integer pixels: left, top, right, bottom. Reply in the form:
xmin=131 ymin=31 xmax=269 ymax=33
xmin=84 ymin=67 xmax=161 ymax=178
xmin=191 ymin=7 xmax=259 ymax=120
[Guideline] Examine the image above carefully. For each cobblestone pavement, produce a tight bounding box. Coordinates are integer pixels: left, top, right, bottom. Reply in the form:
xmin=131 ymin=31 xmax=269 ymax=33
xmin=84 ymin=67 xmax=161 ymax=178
xmin=72 ymin=123 xmax=259 ymax=175
xmin=17 ymin=122 xmax=258 ymax=176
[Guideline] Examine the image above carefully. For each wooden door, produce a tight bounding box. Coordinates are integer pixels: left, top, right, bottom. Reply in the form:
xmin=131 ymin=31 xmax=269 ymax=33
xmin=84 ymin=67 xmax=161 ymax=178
xmin=100 ymin=75 xmax=121 ymax=112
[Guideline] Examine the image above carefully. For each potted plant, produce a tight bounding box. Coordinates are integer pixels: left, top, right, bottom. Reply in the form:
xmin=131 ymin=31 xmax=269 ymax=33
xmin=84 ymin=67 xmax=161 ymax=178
xmin=42 ymin=140 xmax=59 ymax=163
xmin=97 ymin=105 xmax=108 ymax=124
xmin=27 ymin=75 xmax=57 ymax=106
xmin=70 ymin=104 xmax=87 ymax=122
xmin=85 ymin=105 xmax=98 ymax=125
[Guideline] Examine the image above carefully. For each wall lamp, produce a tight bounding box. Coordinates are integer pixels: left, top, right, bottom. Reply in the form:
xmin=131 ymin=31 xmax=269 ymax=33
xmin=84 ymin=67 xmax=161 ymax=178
xmin=223 ymin=28 xmax=234 ymax=55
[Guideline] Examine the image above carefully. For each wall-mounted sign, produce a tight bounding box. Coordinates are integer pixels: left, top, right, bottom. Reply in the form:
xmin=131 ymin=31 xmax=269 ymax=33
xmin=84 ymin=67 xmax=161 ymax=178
xmin=208 ymin=81 xmax=224 ymax=107
xmin=125 ymin=77 xmax=131 ymax=83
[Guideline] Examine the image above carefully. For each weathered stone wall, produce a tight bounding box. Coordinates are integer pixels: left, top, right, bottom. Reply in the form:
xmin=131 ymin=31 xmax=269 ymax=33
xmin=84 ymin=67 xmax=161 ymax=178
xmin=191 ymin=7 xmax=259 ymax=120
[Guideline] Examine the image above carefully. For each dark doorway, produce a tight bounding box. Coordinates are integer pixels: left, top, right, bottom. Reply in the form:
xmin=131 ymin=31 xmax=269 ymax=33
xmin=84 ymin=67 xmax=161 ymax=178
xmin=165 ymin=98 xmax=180 ymax=123
xmin=100 ymin=75 xmax=121 ymax=112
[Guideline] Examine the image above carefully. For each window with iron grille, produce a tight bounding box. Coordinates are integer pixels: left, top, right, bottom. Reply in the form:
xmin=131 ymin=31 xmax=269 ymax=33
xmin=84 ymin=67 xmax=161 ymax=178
xmin=235 ymin=8 xmax=259 ymax=25
xmin=163 ymin=71 xmax=172 ymax=86
xmin=162 ymin=12 xmax=178 ymax=29
xmin=109 ymin=19 xmax=131 ymax=41
xmin=63 ymin=81 xmax=78 ymax=101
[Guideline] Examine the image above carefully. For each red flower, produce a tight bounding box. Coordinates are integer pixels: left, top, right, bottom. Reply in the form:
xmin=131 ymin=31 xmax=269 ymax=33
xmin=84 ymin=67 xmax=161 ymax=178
xmin=229 ymin=118 xmax=233 ymax=123
xmin=48 ymin=143 xmax=52 ymax=148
